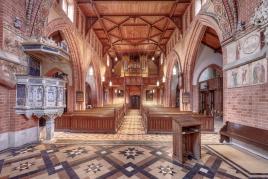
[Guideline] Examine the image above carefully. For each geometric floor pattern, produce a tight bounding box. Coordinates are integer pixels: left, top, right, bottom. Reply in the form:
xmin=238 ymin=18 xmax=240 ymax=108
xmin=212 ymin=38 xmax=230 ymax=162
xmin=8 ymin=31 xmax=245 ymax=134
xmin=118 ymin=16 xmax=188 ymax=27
xmin=0 ymin=143 xmax=259 ymax=179
xmin=1 ymin=111 xmax=267 ymax=178
xmin=117 ymin=110 xmax=145 ymax=135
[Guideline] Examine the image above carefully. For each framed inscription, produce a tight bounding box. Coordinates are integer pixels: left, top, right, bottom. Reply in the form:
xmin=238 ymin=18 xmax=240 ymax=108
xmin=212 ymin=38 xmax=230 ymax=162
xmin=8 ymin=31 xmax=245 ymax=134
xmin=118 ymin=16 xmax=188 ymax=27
xmin=182 ymin=92 xmax=190 ymax=104
xmin=76 ymin=91 xmax=84 ymax=102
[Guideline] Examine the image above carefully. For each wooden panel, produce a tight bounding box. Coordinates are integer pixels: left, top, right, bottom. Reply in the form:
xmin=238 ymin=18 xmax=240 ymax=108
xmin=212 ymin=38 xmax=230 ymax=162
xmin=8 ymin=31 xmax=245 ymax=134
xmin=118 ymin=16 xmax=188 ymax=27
xmin=95 ymin=1 xmax=174 ymax=16
xmin=147 ymin=115 xmax=172 ymax=134
xmin=55 ymin=106 xmax=125 ymax=134
xmin=192 ymin=115 xmax=214 ymax=132
xmin=141 ymin=106 xmax=214 ymax=133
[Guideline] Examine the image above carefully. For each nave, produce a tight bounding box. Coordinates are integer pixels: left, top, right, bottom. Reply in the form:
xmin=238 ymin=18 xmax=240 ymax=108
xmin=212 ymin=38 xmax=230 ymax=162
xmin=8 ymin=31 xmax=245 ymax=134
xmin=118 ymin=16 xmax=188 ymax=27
xmin=1 ymin=0 xmax=268 ymax=178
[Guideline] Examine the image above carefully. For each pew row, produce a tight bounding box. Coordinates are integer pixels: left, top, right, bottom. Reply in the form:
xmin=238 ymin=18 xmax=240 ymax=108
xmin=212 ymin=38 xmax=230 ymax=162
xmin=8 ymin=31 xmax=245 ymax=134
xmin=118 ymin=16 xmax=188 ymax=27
xmin=141 ymin=106 xmax=214 ymax=134
xmin=55 ymin=105 xmax=125 ymax=133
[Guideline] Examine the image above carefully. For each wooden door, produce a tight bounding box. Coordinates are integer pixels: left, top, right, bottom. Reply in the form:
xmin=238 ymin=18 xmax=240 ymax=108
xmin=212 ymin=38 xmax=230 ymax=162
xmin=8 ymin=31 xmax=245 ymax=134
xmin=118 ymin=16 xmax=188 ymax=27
xmin=131 ymin=95 xmax=140 ymax=109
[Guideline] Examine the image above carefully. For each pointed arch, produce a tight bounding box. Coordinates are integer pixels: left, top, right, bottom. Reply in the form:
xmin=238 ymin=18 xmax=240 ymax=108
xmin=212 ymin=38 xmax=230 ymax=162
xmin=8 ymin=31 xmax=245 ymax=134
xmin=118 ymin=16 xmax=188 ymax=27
xmin=164 ymin=50 xmax=182 ymax=107
xmin=182 ymin=15 xmax=224 ymax=110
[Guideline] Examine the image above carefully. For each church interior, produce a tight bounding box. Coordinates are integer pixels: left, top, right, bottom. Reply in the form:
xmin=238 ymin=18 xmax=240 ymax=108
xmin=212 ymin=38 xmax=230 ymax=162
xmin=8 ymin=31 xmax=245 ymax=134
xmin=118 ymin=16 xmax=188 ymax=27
xmin=0 ymin=0 xmax=268 ymax=178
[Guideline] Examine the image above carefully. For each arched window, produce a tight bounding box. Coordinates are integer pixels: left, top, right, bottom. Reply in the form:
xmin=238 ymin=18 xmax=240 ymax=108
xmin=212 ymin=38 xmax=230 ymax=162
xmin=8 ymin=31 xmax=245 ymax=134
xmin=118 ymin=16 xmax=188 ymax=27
xmin=198 ymin=67 xmax=221 ymax=82
xmin=89 ymin=66 xmax=94 ymax=76
xmin=62 ymin=0 xmax=74 ymax=22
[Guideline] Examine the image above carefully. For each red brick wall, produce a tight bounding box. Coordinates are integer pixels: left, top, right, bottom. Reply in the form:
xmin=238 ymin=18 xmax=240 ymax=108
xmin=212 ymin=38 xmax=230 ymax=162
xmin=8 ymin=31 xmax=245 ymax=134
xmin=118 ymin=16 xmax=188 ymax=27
xmin=0 ymin=85 xmax=10 ymax=133
xmin=2 ymin=0 xmax=27 ymax=34
xmin=238 ymin=0 xmax=262 ymax=25
xmin=0 ymin=85 xmax=37 ymax=134
xmin=0 ymin=0 xmax=3 ymax=48
xmin=224 ymin=73 xmax=268 ymax=130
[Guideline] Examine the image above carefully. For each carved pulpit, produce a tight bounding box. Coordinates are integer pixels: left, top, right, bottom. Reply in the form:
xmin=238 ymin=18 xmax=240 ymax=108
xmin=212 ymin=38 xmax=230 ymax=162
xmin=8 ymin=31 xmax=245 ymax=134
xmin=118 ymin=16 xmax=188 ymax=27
xmin=15 ymin=75 xmax=66 ymax=141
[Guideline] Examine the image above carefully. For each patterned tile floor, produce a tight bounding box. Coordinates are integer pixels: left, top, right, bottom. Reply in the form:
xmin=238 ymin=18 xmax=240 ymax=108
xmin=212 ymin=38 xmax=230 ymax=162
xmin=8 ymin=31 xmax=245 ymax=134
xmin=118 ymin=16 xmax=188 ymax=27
xmin=1 ymin=110 xmax=267 ymax=178
xmin=117 ymin=110 xmax=145 ymax=135
xmin=1 ymin=143 xmax=267 ymax=179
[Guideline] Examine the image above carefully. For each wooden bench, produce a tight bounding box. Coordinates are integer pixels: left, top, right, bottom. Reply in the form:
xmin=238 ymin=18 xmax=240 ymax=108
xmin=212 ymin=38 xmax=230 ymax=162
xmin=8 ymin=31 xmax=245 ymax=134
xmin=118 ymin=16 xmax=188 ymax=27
xmin=219 ymin=121 xmax=268 ymax=150
xmin=55 ymin=105 xmax=125 ymax=133
xmin=141 ymin=105 xmax=214 ymax=134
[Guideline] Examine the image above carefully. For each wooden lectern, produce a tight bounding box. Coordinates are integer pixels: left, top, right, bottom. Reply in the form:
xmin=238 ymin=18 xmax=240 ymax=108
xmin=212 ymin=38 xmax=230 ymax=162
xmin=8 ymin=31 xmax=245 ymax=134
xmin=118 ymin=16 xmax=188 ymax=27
xmin=172 ymin=115 xmax=201 ymax=163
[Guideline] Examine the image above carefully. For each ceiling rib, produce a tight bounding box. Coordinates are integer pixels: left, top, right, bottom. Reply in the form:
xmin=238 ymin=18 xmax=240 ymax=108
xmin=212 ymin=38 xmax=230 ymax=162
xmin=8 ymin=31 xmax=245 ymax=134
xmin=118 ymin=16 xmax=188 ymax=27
xmin=77 ymin=0 xmax=190 ymax=56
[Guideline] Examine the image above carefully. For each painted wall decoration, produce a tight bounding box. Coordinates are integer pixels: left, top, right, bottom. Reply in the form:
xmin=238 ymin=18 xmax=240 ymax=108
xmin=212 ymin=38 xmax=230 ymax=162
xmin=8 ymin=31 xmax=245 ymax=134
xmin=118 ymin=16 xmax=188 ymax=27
xmin=252 ymin=59 xmax=267 ymax=85
xmin=239 ymin=64 xmax=250 ymax=86
xmin=227 ymin=58 xmax=267 ymax=88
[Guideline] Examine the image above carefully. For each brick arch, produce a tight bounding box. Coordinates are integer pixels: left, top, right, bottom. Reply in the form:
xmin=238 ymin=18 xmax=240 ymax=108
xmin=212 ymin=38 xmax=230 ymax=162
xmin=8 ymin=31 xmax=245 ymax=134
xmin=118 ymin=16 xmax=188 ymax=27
xmin=196 ymin=64 xmax=223 ymax=83
xmin=164 ymin=50 xmax=182 ymax=107
xmin=43 ymin=17 xmax=84 ymax=110
xmin=182 ymin=15 xmax=224 ymax=110
xmin=85 ymin=62 xmax=102 ymax=107
xmin=45 ymin=20 xmax=82 ymax=88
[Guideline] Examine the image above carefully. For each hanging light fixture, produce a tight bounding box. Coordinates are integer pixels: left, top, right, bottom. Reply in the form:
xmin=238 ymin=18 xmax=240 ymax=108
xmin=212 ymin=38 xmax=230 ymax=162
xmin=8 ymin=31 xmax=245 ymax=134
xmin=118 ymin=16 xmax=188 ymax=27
xmin=152 ymin=89 xmax=155 ymax=93
xmin=115 ymin=57 xmax=118 ymax=62
xmin=109 ymin=80 xmax=112 ymax=87
xmin=152 ymin=57 xmax=155 ymax=61
xmin=156 ymin=80 xmax=160 ymax=87
xmin=162 ymin=76 xmax=166 ymax=83
xmin=101 ymin=76 xmax=105 ymax=82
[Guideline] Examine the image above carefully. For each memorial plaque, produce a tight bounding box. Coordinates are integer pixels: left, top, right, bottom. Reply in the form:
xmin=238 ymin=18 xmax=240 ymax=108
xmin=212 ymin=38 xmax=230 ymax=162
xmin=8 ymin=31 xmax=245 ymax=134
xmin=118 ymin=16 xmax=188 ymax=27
xmin=76 ymin=91 xmax=84 ymax=102
xmin=182 ymin=92 xmax=190 ymax=104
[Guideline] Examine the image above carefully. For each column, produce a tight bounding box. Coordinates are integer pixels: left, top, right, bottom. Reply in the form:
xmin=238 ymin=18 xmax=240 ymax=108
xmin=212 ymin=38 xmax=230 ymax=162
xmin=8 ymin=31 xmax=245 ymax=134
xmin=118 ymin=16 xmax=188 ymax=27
xmin=45 ymin=115 xmax=56 ymax=141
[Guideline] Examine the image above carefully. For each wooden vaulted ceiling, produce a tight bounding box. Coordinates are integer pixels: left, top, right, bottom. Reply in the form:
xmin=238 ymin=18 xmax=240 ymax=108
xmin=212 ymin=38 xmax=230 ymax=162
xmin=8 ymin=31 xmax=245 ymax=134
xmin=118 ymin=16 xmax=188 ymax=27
xmin=77 ymin=0 xmax=191 ymax=56
xmin=202 ymin=27 xmax=222 ymax=54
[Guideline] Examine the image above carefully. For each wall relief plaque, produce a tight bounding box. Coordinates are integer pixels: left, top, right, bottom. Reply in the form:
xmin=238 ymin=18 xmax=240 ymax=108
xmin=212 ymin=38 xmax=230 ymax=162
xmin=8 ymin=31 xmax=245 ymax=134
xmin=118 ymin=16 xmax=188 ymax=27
xmin=242 ymin=35 xmax=260 ymax=54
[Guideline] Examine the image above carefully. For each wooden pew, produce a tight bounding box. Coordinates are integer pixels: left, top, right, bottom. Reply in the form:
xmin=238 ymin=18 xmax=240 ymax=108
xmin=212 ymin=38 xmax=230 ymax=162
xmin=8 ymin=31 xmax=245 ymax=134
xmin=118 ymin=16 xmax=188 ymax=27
xmin=141 ymin=105 xmax=214 ymax=134
xmin=219 ymin=121 xmax=268 ymax=150
xmin=55 ymin=105 xmax=125 ymax=133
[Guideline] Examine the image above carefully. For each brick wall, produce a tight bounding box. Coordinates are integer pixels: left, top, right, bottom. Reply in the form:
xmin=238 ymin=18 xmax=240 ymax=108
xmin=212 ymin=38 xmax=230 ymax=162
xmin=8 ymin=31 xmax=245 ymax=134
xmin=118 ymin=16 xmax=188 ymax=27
xmin=224 ymin=74 xmax=268 ymax=130
xmin=2 ymin=0 xmax=27 ymax=34
xmin=0 ymin=0 xmax=3 ymax=49
xmin=0 ymin=85 xmax=37 ymax=134
xmin=0 ymin=85 xmax=10 ymax=133
xmin=238 ymin=0 xmax=262 ymax=25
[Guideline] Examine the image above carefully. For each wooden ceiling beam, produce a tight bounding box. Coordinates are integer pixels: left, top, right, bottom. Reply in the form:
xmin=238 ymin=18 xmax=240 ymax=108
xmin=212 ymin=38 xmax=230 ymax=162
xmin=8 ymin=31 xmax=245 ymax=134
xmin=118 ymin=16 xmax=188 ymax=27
xmin=93 ymin=28 xmax=105 ymax=31
xmin=138 ymin=16 xmax=164 ymax=33
xmin=109 ymin=33 xmax=121 ymax=39
xmin=153 ymin=0 xmax=180 ymax=55
xmin=107 ymin=17 xmax=130 ymax=33
xmin=88 ymin=0 xmax=116 ymax=55
xmin=80 ymin=0 xmax=189 ymax=55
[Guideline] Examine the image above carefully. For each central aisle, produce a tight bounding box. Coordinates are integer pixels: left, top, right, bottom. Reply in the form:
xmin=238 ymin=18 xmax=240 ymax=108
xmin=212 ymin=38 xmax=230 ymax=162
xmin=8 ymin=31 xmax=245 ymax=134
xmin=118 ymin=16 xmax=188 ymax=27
xmin=117 ymin=110 xmax=145 ymax=135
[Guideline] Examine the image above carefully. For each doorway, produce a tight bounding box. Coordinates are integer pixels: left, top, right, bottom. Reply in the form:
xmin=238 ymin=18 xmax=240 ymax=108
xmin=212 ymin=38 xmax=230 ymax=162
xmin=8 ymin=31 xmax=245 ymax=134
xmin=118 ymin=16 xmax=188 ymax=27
xmin=85 ymin=83 xmax=92 ymax=109
xmin=130 ymin=95 xmax=140 ymax=109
